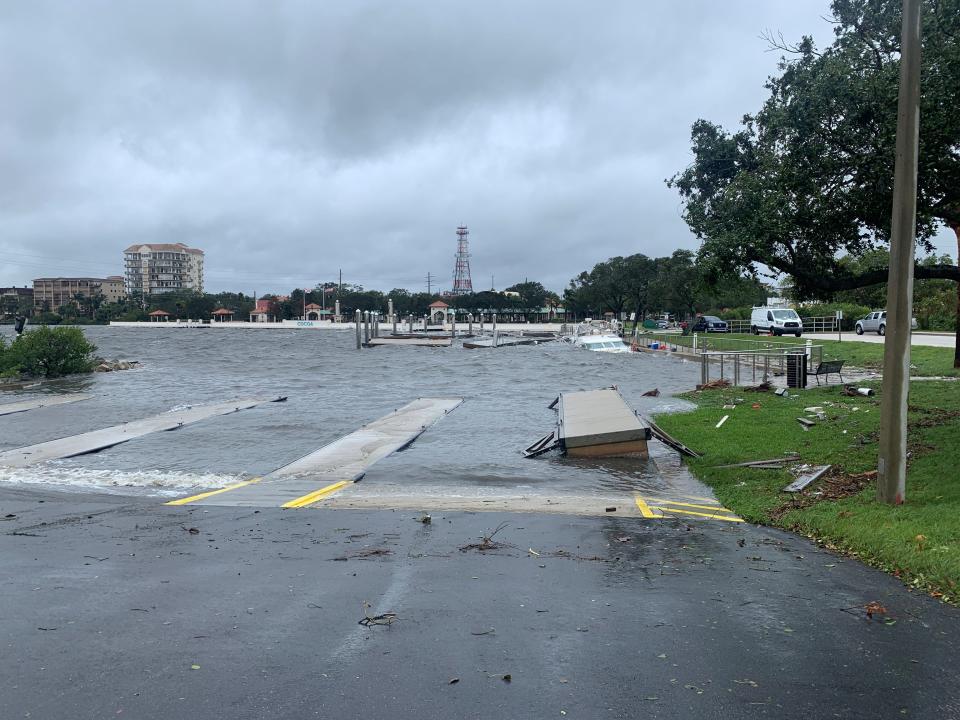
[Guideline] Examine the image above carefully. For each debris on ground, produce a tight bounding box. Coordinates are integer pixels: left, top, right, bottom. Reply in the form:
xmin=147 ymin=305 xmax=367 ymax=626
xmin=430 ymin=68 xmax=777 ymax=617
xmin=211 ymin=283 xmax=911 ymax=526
xmin=358 ymin=601 xmax=397 ymax=627
xmin=417 ymin=514 xmax=432 ymax=524
xmin=715 ymin=415 xmax=730 ymax=429
xmin=796 ymin=417 xmax=816 ymax=430
xmin=448 ymin=677 xmax=460 ymax=685
xmin=714 ymin=453 xmax=800 ymax=470
xmin=182 ymin=526 xmax=200 ymax=535
xmin=864 ymin=601 xmax=887 ymax=619
xmin=783 ymin=465 xmax=831 ymax=493
xmin=471 ymin=628 xmax=496 ymax=636
xmin=605 ymin=506 xmax=617 ymax=513
xmin=698 ymin=379 xmax=731 ymax=390
xmin=460 ymin=522 xmax=512 ymax=553
xmin=527 ymin=548 xmax=541 ymax=556
xmin=775 ymin=388 xmax=789 ymax=397
xmin=642 ymin=388 xmax=660 ymax=397
xmin=744 ymin=381 xmax=772 ymax=392
xmin=333 ymin=548 xmax=393 ymax=561
xmin=647 ymin=419 xmax=701 ymax=458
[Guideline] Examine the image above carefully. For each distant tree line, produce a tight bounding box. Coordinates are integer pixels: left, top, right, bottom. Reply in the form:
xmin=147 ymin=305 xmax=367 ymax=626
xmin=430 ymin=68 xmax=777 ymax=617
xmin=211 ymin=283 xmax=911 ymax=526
xmin=563 ymin=250 xmax=768 ymax=321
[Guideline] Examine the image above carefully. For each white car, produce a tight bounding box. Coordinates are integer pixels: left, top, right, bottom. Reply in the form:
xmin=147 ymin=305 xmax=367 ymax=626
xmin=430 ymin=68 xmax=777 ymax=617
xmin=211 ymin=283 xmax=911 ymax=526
xmin=750 ymin=307 xmax=803 ymax=337
xmin=855 ymin=311 xmax=918 ymax=336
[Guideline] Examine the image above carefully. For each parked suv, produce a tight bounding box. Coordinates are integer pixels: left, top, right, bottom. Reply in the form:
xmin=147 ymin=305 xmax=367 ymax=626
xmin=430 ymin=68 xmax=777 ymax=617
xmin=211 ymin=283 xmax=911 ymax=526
xmin=855 ymin=311 xmax=918 ymax=336
xmin=691 ymin=316 xmax=728 ymax=333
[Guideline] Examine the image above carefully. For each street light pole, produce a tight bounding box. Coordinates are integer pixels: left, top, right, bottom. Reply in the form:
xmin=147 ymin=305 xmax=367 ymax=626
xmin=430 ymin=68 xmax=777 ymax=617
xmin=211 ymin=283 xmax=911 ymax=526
xmin=878 ymin=0 xmax=922 ymax=505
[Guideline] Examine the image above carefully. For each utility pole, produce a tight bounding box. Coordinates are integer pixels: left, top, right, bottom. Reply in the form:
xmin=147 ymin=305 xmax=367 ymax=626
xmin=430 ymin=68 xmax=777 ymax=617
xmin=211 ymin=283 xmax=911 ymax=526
xmin=878 ymin=0 xmax=921 ymax=506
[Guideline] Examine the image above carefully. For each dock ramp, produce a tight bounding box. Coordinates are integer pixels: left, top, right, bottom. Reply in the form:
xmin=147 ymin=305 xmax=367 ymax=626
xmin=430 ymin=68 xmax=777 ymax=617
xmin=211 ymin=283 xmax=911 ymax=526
xmin=168 ymin=397 xmax=463 ymax=507
xmin=0 ymin=394 xmax=92 ymax=417
xmin=0 ymin=397 xmax=286 ymax=468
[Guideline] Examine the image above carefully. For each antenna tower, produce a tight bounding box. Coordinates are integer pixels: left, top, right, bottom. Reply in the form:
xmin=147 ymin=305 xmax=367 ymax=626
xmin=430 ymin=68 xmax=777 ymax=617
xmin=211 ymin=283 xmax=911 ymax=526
xmin=451 ymin=225 xmax=473 ymax=295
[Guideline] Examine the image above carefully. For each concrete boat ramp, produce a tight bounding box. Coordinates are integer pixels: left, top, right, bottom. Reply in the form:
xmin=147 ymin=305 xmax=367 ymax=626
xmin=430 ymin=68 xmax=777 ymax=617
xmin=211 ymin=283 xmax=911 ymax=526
xmin=0 ymin=394 xmax=91 ymax=417
xmin=0 ymin=397 xmax=285 ymax=468
xmin=168 ymin=397 xmax=463 ymax=508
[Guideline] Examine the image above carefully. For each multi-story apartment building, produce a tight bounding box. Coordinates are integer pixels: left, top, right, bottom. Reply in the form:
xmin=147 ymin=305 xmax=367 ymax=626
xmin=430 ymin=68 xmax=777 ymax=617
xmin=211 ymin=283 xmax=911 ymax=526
xmin=123 ymin=243 xmax=204 ymax=296
xmin=101 ymin=276 xmax=126 ymax=303
xmin=32 ymin=278 xmax=120 ymax=313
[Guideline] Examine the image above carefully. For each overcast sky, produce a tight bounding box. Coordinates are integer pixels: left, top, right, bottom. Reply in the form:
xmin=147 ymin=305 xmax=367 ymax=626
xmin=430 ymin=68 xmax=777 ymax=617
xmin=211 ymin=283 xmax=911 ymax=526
xmin=1 ymin=1 xmax=953 ymax=295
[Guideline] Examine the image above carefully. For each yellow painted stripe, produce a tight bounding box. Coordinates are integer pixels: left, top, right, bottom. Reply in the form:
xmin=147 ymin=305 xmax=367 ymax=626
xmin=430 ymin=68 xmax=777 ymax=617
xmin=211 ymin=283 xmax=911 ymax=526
xmin=638 ymin=497 xmax=727 ymax=512
xmin=650 ymin=505 xmax=744 ymax=523
xmin=634 ymin=496 xmax=664 ymax=518
xmin=282 ymin=480 xmax=352 ymax=509
xmin=165 ymin=477 xmax=263 ymax=506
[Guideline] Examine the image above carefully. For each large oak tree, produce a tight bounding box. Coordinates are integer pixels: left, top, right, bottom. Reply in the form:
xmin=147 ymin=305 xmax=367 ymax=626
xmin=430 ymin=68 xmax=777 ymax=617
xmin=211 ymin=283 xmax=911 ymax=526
xmin=669 ymin=0 xmax=960 ymax=366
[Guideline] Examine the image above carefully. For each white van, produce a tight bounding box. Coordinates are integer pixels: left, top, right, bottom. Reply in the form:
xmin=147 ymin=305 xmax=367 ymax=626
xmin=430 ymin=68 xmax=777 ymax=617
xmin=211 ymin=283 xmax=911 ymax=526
xmin=750 ymin=307 xmax=803 ymax=337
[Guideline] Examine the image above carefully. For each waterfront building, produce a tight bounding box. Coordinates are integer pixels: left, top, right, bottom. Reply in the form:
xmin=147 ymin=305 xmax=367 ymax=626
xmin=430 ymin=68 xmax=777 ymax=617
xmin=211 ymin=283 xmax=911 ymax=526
xmin=428 ymin=300 xmax=450 ymax=324
xmin=211 ymin=308 xmax=234 ymax=322
xmin=249 ymin=298 xmax=277 ymax=323
xmin=32 ymin=277 xmax=123 ymax=313
xmin=123 ymin=243 xmax=204 ymax=296
xmin=148 ymin=310 xmax=171 ymax=322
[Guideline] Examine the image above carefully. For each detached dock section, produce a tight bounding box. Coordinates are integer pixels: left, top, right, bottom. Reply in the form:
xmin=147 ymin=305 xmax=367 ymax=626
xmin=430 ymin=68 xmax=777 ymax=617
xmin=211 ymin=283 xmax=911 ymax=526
xmin=0 ymin=394 xmax=92 ymax=417
xmin=0 ymin=397 xmax=285 ymax=468
xmin=558 ymin=388 xmax=651 ymax=458
xmin=169 ymin=397 xmax=463 ymax=507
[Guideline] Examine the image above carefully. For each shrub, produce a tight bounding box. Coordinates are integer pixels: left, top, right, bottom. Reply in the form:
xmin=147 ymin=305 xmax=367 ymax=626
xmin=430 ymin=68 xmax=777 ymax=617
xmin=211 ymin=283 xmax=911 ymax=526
xmin=6 ymin=326 xmax=97 ymax=378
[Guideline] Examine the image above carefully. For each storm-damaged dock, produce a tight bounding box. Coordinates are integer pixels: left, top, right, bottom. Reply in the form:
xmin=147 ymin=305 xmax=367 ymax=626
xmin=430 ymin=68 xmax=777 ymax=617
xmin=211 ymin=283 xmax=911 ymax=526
xmin=526 ymin=387 xmax=652 ymax=459
xmin=0 ymin=397 xmax=286 ymax=467
xmin=168 ymin=397 xmax=463 ymax=508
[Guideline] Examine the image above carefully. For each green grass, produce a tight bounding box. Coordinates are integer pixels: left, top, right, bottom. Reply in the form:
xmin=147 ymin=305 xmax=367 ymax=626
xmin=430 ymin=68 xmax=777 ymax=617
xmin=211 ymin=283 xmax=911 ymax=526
xmin=639 ymin=331 xmax=959 ymax=377
xmin=654 ymin=380 xmax=960 ymax=603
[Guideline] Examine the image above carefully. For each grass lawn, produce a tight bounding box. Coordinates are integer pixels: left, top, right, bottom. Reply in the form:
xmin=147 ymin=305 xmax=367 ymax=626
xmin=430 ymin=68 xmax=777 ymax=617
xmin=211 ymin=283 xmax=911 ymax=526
xmin=640 ymin=331 xmax=959 ymax=378
xmin=654 ymin=380 xmax=960 ymax=603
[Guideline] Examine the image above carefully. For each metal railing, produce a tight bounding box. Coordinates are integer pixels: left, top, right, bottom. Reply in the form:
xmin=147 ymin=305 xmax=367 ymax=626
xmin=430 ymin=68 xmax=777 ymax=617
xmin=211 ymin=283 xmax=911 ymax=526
xmin=699 ymin=349 xmax=808 ymax=386
xmin=637 ymin=331 xmax=824 ymax=366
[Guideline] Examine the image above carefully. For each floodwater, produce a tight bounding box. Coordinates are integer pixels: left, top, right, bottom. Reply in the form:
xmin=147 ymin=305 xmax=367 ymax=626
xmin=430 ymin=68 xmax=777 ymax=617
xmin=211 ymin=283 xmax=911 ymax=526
xmin=0 ymin=326 xmax=700 ymax=498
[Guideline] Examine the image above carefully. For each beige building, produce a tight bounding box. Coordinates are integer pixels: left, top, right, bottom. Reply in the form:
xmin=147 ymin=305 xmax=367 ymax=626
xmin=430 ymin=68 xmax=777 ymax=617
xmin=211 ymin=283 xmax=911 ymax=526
xmin=32 ymin=277 xmax=121 ymax=313
xmin=123 ymin=243 xmax=204 ymax=296
xmin=102 ymin=276 xmax=125 ymax=303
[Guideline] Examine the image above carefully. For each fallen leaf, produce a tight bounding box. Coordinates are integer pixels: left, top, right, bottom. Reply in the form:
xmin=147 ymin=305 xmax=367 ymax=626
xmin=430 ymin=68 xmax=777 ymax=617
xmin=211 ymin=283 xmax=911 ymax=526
xmin=190 ymin=664 xmax=200 ymax=670
xmin=448 ymin=677 xmax=459 ymax=685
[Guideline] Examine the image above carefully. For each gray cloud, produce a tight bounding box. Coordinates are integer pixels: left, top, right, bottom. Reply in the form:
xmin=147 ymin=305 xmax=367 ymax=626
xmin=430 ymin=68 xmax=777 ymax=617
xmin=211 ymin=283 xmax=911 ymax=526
xmin=4 ymin=0 xmax=946 ymax=295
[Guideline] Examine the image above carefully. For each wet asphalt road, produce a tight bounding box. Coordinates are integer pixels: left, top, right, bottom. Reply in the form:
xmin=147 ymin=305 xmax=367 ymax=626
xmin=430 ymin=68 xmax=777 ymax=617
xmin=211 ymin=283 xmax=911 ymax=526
xmin=2 ymin=485 xmax=958 ymax=720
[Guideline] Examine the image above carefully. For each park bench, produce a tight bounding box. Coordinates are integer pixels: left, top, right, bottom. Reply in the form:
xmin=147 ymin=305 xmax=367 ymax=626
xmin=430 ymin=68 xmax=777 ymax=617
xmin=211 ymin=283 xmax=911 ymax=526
xmin=811 ymin=359 xmax=845 ymax=386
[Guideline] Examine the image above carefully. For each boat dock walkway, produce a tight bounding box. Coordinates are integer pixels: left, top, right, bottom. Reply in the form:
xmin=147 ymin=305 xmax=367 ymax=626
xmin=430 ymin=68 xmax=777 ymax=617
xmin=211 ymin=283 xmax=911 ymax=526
xmin=0 ymin=397 xmax=285 ymax=468
xmin=558 ymin=387 xmax=651 ymax=458
xmin=168 ymin=397 xmax=463 ymax=508
xmin=0 ymin=394 xmax=91 ymax=417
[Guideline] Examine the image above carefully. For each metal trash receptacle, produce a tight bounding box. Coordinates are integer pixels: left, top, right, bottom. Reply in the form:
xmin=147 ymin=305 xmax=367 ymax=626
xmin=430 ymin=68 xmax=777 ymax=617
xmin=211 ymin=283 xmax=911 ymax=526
xmin=786 ymin=352 xmax=808 ymax=388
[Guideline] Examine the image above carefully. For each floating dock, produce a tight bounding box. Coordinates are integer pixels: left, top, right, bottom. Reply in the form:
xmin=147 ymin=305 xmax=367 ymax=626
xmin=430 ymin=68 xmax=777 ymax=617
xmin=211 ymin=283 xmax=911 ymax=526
xmin=366 ymin=336 xmax=453 ymax=347
xmin=463 ymin=333 xmax=557 ymax=349
xmin=557 ymin=388 xmax=651 ymax=458
xmin=167 ymin=397 xmax=463 ymax=508
xmin=0 ymin=394 xmax=92 ymax=417
xmin=0 ymin=397 xmax=286 ymax=468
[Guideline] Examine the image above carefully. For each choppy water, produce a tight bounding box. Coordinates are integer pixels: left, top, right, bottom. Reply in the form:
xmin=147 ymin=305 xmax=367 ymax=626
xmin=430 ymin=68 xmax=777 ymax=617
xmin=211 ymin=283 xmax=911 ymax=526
xmin=0 ymin=326 xmax=698 ymax=497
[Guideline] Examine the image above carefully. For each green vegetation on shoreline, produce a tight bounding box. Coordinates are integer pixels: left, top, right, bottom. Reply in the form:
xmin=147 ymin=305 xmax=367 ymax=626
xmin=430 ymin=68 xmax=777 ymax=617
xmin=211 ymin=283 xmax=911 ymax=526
xmin=0 ymin=326 xmax=97 ymax=379
xmin=654 ymin=381 xmax=960 ymax=603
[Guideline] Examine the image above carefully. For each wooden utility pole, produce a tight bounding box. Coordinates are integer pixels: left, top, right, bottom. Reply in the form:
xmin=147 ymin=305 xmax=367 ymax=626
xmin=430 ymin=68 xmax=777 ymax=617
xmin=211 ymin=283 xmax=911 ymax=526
xmin=878 ymin=0 xmax=921 ymax=505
